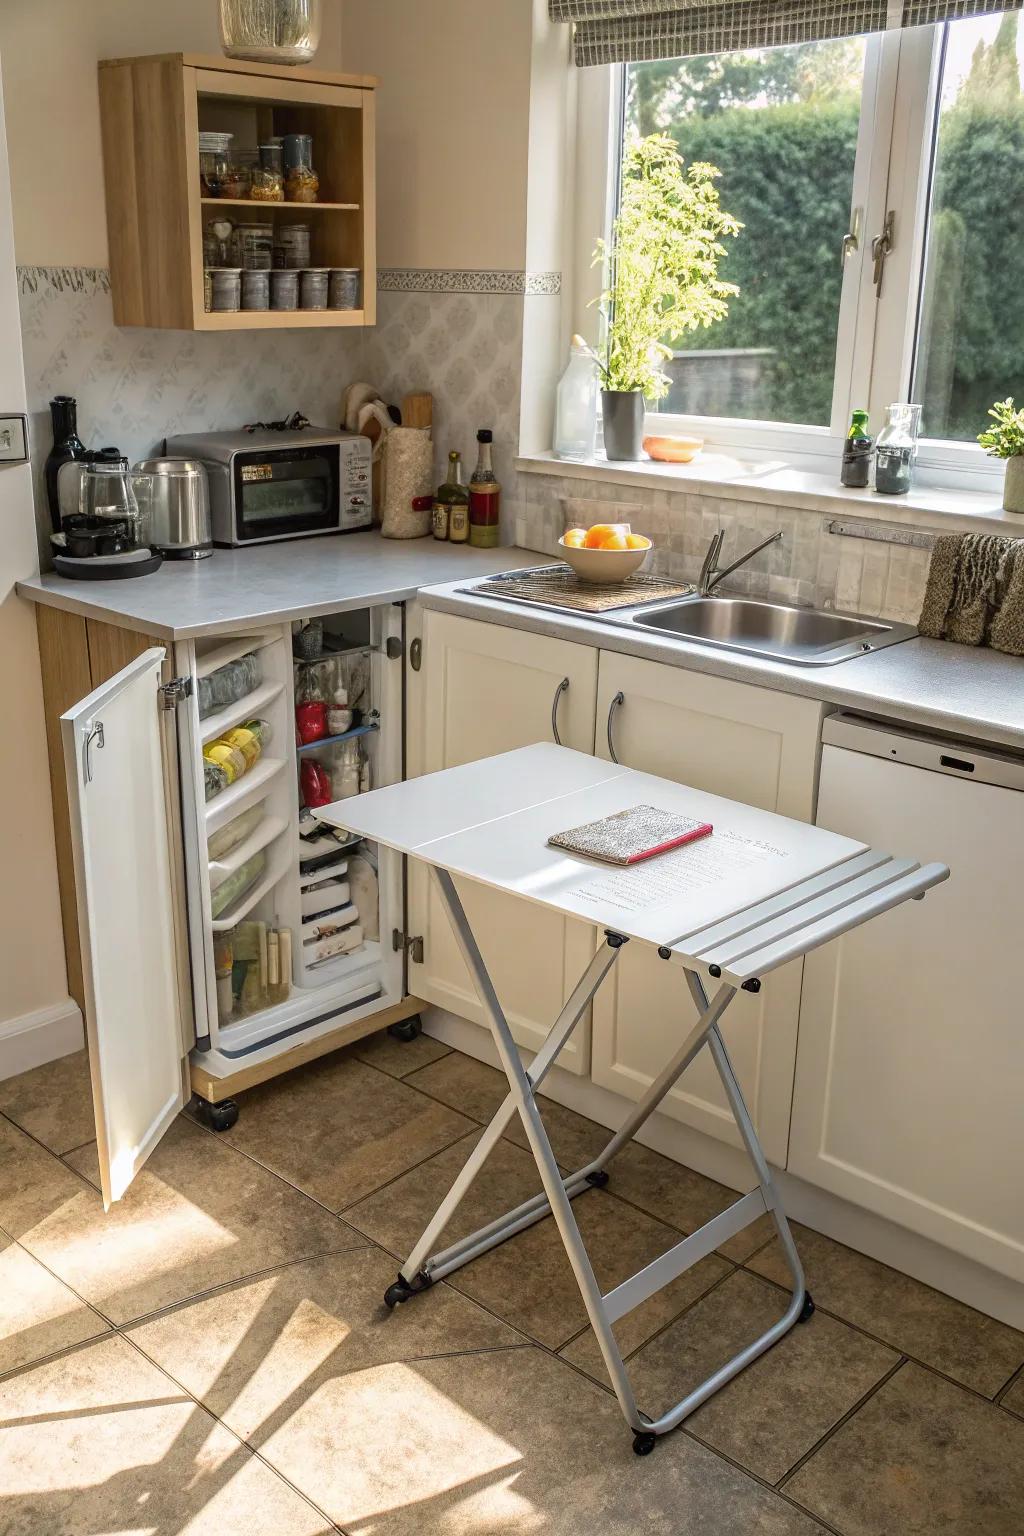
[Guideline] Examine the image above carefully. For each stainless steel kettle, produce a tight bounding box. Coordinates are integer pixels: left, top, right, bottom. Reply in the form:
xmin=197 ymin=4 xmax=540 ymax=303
xmin=134 ymin=458 xmax=212 ymax=559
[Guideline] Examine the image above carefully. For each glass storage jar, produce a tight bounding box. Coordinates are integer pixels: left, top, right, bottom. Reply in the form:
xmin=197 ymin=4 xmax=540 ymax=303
xmin=283 ymin=134 xmax=319 ymax=202
xmin=219 ymin=0 xmax=321 ymax=65
xmin=275 ymin=222 xmax=311 ymax=269
xmin=199 ymin=131 xmax=233 ymax=197
xmin=230 ymin=221 xmax=274 ymax=270
xmin=251 ymin=142 xmax=284 ymax=202
xmin=875 ymin=403 xmax=923 ymax=495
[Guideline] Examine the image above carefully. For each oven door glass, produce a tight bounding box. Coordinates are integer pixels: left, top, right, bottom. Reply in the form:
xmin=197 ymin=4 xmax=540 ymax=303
xmin=233 ymin=447 xmax=338 ymax=541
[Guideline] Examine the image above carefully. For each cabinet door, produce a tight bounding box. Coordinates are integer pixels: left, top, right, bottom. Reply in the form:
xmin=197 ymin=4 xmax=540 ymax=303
xmin=590 ymin=651 xmax=823 ymax=1162
xmin=791 ymin=747 xmax=1024 ymax=1282
xmin=62 ymin=649 xmax=187 ymax=1208
xmin=408 ymin=612 xmax=599 ymax=1071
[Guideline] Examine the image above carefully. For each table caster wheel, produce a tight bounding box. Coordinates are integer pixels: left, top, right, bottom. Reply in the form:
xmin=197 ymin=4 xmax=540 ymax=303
xmin=798 ymin=1291 xmax=815 ymax=1323
xmin=197 ymin=1098 xmax=239 ymax=1132
xmin=387 ymin=1016 xmax=422 ymax=1044
xmin=633 ymin=1431 xmax=657 ymax=1456
xmin=585 ymin=1169 xmax=610 ymax=1189
xmin=383 ymin=1271 xmax=432 ymax=1308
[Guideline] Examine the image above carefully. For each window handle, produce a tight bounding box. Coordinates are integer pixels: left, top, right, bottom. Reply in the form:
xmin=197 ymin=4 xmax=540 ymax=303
xmin=551 ymin=677 xmax=569 ymax=745
xmin=840 ymin=207 xmax=862 ymax=270
xmin=871 ymin=210 xmax=895 ymax=297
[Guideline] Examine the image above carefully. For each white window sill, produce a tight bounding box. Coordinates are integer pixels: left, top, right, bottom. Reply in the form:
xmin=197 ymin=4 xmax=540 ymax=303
xmin=515 ymin=450 xmax=1020 ymax=538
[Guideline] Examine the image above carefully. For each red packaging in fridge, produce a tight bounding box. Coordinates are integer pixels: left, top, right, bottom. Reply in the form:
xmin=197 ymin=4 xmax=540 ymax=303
xmin=300 ymin=757 xmax=332 ymax=809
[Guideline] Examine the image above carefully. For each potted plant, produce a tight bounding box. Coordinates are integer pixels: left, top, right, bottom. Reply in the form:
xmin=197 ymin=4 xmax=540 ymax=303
xmin=978 ymin=398 xmax=1024 ymax=512
xmin=592 ymin=133 xmax=739 ymax=461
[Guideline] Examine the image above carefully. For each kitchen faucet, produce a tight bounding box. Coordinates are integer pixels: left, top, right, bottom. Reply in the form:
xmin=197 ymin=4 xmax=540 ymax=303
xmin=697 ymin=529 xmax=783 ymax=597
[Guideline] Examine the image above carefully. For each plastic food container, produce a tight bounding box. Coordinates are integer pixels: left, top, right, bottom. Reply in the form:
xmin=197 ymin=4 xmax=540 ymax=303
xmin=198 ymin=651 xmax=261 ymax=719
xmin=270 ymin=269 xmax=299 ymax=310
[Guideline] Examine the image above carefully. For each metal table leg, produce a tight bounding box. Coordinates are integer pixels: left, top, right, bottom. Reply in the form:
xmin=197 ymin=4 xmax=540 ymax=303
xmin=384 ymin=866 xmax=812 ymax=1454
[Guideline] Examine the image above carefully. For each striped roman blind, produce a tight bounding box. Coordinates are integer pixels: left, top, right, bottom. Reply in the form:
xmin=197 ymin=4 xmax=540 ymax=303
xmin=549 ymin=1 xmax=1024 ymax=65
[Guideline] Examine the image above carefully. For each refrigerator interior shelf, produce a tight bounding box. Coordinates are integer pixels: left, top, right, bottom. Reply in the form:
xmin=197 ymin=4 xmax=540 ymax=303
xmin=200 ymin=680 xmax=285 ymax=746
xmin=196 ymin=630 xmax=279 ymax=679
xmin=300 ymin=936 xmax=383 ymax=987
xmin=296 ymin=722 xmax=378 ymax=755
xmin=209 ymin=840 xmax=293 ymax=932
xmin=209 ymin=814 xmax=288 ymax=891
xmin=206 ymin=755 xmax=288 ymax=836
xmin=299 ymin=852 xmax=350 ymax=887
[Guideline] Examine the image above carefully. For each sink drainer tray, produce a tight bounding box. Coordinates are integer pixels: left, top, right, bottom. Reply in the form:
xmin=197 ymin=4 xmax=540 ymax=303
xmin=466 ymin=563 xmax=695 ymax=614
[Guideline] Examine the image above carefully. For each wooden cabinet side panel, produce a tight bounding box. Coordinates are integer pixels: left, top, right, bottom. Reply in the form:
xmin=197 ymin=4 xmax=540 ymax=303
xmin=35 ymin=608 xmax=92 ymax=1013
xmin=99 ymin=60 xmax=195 ymax=329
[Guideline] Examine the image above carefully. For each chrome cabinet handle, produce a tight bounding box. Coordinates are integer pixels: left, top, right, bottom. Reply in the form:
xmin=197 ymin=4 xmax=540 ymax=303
xmin=83 ymin=721 xmax=104 ymax=785
xmin=606 ymin=691 xmax=624 ymax=764
xmin=551 ymin=677 xmax=569 ymax=745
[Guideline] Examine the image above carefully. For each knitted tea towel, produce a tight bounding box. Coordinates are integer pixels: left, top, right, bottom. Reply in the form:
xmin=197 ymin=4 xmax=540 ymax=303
xmin=918 ymin=533 xmax=1022 ymax=649
xmin=990 ymin=544 xmax=1024 ymax=656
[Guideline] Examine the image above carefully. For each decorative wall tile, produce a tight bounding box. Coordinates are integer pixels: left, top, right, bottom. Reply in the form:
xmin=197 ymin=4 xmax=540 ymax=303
xmin=378 ymin=268 xmax=561 ymax=296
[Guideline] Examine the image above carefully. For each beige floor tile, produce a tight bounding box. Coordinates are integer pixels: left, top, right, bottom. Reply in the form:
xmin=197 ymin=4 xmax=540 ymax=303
xmin=26 ymin=1118 xmax=360 ymax=1326
xmin=130 ymin=1246 xmax=524 ymax=1441
xmin=786 ymin=1362 xmax=1024 ymax=1536
xmin=211 ymin=1340 xmax=825 ymax=1534
xmin=0 ymin=1115 xmax=90 ymax=1241
xmin=624 ymin=1269 xmax=898 ymax=1484
xmin=353 ymin=1029 xmax=451 ymax=1078
xmin=0 ymin=1050 xmax=95 ymax=1155
xmin=211 ymin=1053 xmax=472 ymax=1209
xmin=0 ymin=1335 xmax=331 ymax=1535
xmin=0 ymin=1234 xmax=109 ymax=1377
xmin=748 ymin=1221 xmax=1024 ymax=1395
xmin=1003 ymin=1370 xmax=1024 ymax=1418
xmin=406 ymin=1052 xmax=772 ymax=1262
xmin=348 ymin=1134 xmax=729 ymax=1351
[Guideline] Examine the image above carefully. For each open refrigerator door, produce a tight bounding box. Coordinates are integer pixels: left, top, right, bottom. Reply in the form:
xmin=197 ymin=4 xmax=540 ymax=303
xmin=174 ymin=605 xmax=405 ymax=1082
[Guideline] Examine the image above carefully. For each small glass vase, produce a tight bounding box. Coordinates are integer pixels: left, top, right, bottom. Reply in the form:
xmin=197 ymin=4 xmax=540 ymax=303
xmin=220 ymin=0 xmax=321 ymax=65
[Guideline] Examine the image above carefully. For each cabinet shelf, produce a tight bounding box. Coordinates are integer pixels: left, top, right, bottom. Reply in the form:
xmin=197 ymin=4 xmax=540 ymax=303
xmin=98 ymin=54 xmax=376 ymax=330
xmin=296 ymin=723 xmax=378 ymax=754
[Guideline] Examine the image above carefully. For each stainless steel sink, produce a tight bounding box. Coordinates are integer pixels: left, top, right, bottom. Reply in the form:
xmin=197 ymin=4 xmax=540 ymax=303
xmin=623 ymin=596 xmax=916 ymax=666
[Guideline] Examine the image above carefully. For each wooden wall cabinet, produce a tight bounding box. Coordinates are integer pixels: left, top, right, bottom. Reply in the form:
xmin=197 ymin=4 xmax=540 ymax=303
xmin=98 ymin=53 xmax=376 ymax=330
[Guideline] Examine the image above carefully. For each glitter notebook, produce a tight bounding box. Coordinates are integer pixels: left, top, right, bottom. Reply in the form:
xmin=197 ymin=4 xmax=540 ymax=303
xmin=548 ymin=805 xmax=713 ymax=867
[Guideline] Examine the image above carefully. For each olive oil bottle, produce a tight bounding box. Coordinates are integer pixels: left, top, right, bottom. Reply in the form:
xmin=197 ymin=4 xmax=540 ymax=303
xmin=433 ymin=449 xmax=469 ymax=542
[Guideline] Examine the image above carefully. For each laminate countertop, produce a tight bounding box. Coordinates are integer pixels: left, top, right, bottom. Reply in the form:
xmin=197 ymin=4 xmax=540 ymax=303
xmin=16 ymin=535 xmax=545 ymax=641
xmin=417 ymin=575 xmax=1024 ymax=754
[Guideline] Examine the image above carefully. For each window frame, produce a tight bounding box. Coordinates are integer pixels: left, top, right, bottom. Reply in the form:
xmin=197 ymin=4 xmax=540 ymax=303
xmin=571 ymin=19 xmax=1007 ymax=492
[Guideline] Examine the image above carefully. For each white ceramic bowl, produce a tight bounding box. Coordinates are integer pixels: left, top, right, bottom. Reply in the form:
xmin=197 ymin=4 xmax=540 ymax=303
xmin=558 ymin=536 xmax=651 ymax=584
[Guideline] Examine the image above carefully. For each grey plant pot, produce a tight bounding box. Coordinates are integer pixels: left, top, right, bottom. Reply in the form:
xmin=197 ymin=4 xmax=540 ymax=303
xmin=1003 ymin=455 xmax=1024 ymax=513
xmin=601 ymin=389 xmax=645 ymax=461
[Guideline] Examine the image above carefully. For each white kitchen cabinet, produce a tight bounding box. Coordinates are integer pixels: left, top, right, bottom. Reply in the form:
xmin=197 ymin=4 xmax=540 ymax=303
xmin=589 ymin=650 xmax=824 ymax=1162
xmin=407 ymin=611 xmax=599 ymax=1071
xmin=791 ymin=722 xmax=1024 ymax=1282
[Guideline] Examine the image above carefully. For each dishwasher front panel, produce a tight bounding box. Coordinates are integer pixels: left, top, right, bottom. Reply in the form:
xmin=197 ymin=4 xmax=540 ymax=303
xmin=791 ymin=734 xmax=1024 ymax=1283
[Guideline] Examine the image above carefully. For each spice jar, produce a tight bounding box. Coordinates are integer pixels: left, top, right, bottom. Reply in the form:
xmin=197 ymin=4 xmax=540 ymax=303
xmin=300 ymin=268 xmax=329 ymax=310
xmin=270 ymin=269 xmax=299 ymax=310
xmin=251 ymin=142 xmax=284 ymax=201
xmin=241 ymin=269 xmax=270 ymax=310
xmin=328 ymin=268 xmax=361 ymax=309
xmin=283 ymin=134 xmax=319 ymax=202
xmin=210 ymin=268 xmax=242 ymax=312
xmin=275 ymin=223 xmax=311 ymax=269
xmin=199 ymin=131 xmax=233 ymax=197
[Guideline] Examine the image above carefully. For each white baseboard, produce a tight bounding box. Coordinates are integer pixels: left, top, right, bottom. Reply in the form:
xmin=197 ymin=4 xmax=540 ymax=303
xmin=0 ymin=997 xmax=84 ymax=1081
xmin=424 ymin=1006 xmax=1024 ymax=1333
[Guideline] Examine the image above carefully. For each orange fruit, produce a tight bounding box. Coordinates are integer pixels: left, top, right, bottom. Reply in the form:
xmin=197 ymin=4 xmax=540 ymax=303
xmin=562 ymin=528 xmax=586 ymax=548
xmin=584 ymin=522 xmax=630 ymax=549
xmin=625 ymin=533 xmax=651 ymax=550
xmin=597 ymin=530 xmax=629 ymax=551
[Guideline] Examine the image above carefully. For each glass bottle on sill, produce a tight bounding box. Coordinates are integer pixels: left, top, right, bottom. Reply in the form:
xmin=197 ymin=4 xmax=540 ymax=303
xmin=840 ymin=409 xmax=873 ymax=489
xmin=874 ymin=403 xmax=922 ymax=495
xmin=469 ymin=429 xmax=500 ymax=548
xmin=554 ymin=335 xmax=597 ymax=462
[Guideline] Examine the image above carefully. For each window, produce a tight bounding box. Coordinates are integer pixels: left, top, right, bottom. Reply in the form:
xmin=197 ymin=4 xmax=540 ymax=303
xmin=576 ymin=9 xmax=1024 ymax=482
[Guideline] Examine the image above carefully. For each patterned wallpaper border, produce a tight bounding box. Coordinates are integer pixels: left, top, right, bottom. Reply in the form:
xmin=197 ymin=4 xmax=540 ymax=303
xmin=17 ymin=265 xmax=562 ymax=298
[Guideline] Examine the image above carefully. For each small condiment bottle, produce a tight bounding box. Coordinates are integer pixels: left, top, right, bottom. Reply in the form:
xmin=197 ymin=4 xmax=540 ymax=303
xmin=840 ymin=409 xmax=873 ymax=489
xmin=327 ymin=686 xmax=353 ymax=737
xmin=433 ymin=449 xmax=468 ymax=541
xmin=469 ymin=429 xmax=500 ymax=548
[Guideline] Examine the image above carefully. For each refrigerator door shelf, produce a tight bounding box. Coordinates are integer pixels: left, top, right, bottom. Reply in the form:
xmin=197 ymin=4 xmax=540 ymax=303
xmin=205 ymin=755 xmax=288 ymax=836
xmin=200 ymin=679 xmax=285 ymax=746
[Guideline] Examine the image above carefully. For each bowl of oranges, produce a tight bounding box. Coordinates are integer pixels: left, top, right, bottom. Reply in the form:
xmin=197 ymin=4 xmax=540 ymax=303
xmin=559 ymin=523 xmax=652 ymax=584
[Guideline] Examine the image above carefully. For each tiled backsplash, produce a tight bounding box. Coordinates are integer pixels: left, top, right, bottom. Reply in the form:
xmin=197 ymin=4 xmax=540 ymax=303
xmin=17 ymin=268 xmax=525 ymax=553
xmin=517 ymin=471 xmax=932 ymax=625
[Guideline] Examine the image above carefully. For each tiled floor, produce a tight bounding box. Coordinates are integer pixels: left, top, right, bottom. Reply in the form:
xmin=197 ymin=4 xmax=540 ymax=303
xmin=1 ymin=1039 xmax=1022 ymax=1535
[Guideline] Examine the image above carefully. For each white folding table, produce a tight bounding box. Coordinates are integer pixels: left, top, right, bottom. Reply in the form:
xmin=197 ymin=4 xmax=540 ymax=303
xmin=319 ymin=743 xmax=948 ymax=1454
